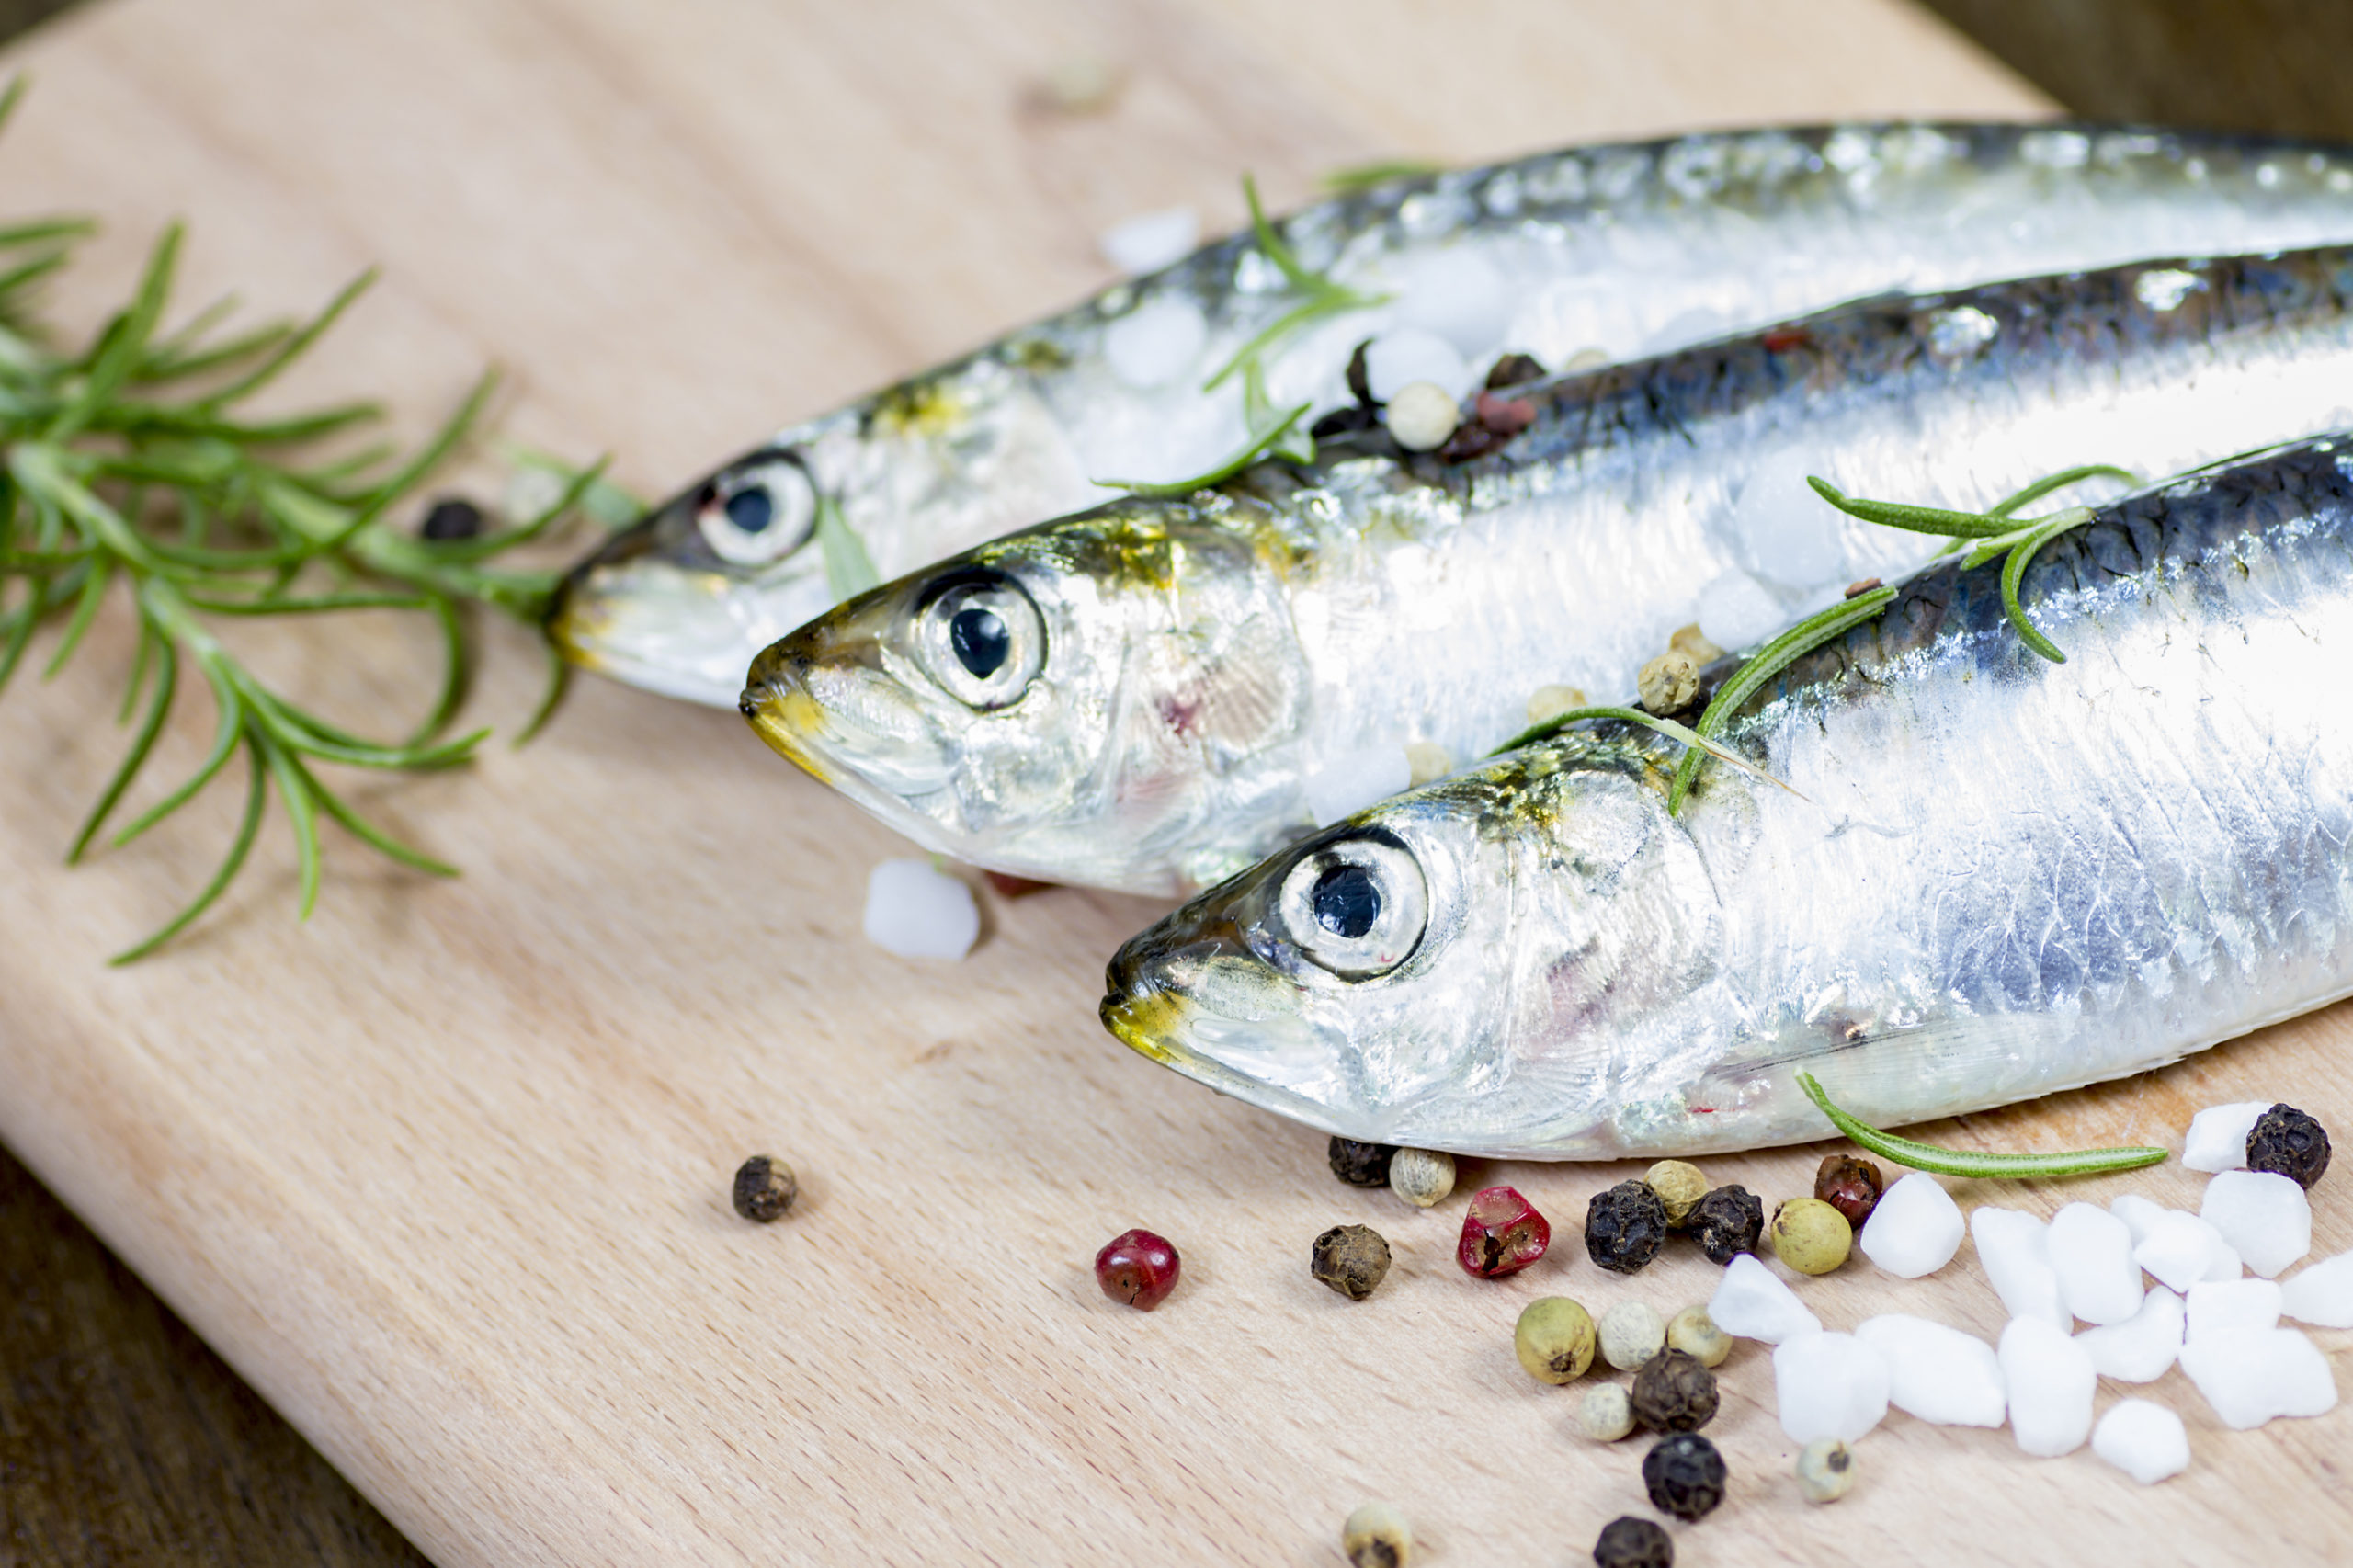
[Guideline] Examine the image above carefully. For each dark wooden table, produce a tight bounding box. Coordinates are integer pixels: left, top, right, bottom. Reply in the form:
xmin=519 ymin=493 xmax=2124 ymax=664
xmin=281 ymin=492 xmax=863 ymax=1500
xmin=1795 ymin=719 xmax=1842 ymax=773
xmin=3 ymin=2 xmax=2347 ymax=1563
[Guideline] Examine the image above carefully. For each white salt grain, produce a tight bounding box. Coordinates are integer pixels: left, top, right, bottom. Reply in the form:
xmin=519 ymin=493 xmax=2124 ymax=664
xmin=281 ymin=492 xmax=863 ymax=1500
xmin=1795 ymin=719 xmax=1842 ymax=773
xmin=1363 ymin=327 xmax=1472 ymax=402
xmin=1858 ymin=1172 xmax=1965 ymax=1279
xmin=2132 ymin=1210 xmax=2233 ymax=1293
xmin=1852 ymin=1314 xmax=2004 ymax=1426
xmin=1709 ymin=1252 xmax=1823 ymax=1345
xmin=2093 ymin=1399 xmax=2190 ymax=1484
xmin=1998 ymin=1316 xmax=2097 ymax=1456
xmin=862 ymin=859 xmax=980 ymax=960
xmin=2049 ymin=1202 xmax=2143 ymax=1324
xmin=1393 ymin=248 xmax=1512 ymax=358
xmin=2178 ymin=1325 xmax=2338 ymax=1429
xmin=1303 ymin=744 xmax=1415 ymax=826
xmin=2200 ymin=1169 xmax=2312 ymax=1278
xmin=1103 ymin=298 xmax=1208 ymax=389
xmin=1773 ymin=1332 xmax=1892 ymax=1444
xmin=2186 ymin=1278 xmax=2281 ymax=1342
xmin=1694 ymin=569 xmax=1785 ymax=653
xmin=2280 ymin=1251 xmax=2353 ymax=1328
xmin=2109 ymin=1193 xmax=2168 ymax=1247
xmin=2074 ymin=1286 xmax=2183 ymax=1383
xmin=1097 ymin=207 xmax=1199 ymax=276
xmin=1971 ymin=1207 xmax=2068 ymax=1328
xmin=1731 ymin=447 xmax=1849 ymax=587
xmin=2183 ymin=1100 xmax=2269 ymax=1172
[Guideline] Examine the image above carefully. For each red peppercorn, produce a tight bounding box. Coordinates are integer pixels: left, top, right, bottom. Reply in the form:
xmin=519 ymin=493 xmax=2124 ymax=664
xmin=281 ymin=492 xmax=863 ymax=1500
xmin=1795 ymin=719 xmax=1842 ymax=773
xmin=1457 ymin=1185 xmax=1552 ymax=1278
xmin=1095 ymin=1229 xmax=1181 ymax=1310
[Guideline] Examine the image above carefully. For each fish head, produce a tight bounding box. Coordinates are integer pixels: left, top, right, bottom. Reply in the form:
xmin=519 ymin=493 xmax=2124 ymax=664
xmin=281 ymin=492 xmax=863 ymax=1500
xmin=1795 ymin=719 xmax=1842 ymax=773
xmin=1099 ymin=743 xmax=1730 ymax=1154
xmin=550 ymin=445 xmax=838 ymax=705
xmin=740 ymin=495 xmax=1310 ymax=891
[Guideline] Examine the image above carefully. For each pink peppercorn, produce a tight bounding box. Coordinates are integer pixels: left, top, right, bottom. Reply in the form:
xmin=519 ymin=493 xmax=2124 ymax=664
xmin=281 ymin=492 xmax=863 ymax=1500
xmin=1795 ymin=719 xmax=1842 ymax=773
xmin=1095 ymin=1228 xmax=1181 ymax=1310
xmin=1457 ymin=1185 xmax=1551 ymax=1278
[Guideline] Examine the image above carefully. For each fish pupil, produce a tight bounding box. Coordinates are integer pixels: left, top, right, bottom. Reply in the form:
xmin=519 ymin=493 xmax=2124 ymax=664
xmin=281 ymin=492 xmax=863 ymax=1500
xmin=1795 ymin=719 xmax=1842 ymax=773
xmin=950 ymin=607 xmax=1012 ymax=677
xmin=723 ymin=485 xmax=775 ymax=534
xmin=1311 ymin=864 xmax=1381 ymax=940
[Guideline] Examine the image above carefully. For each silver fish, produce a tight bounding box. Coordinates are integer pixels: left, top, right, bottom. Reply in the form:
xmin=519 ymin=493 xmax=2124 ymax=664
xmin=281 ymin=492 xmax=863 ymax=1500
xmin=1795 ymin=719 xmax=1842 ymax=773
xmin=1099 ymin=437 xmax=2353 ymax=1157
xmin=743 ymin=244 xmax=2353 ymax=895
xmin=559 ymin=123 xmax=2353 ymax=707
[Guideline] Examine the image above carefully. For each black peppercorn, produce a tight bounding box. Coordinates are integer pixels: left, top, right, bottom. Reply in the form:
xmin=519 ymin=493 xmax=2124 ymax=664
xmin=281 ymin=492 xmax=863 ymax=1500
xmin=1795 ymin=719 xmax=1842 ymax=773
xmin=731 ymin=1154 xmax=798 ymax=1221
xmin=1328 ymin=1137 xmax=1397 ymax=1187
xmin=1484 ymin=352 xmax=1546 ymax=391
xmin=1689 ymin=1184 xmax=1764 ymax=1265
xmin=420 ymin=496 xmax=484 ymax=541
xmin=1642 ymin=1432 xmax=1726 ymax=1522
xmin=1592 ymin=1515 xmax=1673 ymax=1568
xmin=2246 ymin=1103 xmax=2331 ymax=1189
xmin=1630 ymin=1348 xmax=1719 ymax=1432
xmin=1585 ymin=1178 xmax=1669 ymax=1274
xmin=1813 ymin=1153 xmax=1884 ymax=1229
xmin=1310 ymin=1224 xmax=1392 ymax=1301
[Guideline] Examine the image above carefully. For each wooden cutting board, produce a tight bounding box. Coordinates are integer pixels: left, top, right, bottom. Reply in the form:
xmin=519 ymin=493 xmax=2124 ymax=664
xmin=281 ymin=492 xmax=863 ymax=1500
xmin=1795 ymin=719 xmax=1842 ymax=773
xmin=5 ymin=2 xmax=2347 ymax=1563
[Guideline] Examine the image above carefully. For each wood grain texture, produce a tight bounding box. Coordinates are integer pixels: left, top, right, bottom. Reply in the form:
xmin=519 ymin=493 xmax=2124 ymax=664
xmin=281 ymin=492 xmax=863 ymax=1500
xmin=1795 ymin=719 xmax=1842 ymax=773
xmin=7 ymin=3 xmax=2338 ymax=1566
xmin=0 ymin=1142 xmax=433 ymax=1568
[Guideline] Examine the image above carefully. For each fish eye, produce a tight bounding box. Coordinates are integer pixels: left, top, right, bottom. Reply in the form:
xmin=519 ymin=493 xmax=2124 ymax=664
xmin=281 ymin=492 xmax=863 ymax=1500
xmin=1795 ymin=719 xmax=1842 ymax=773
xmin=918 ymin=570 xmax=1045 ymax=710
xmin=1275 ymin=832 xmax=1427 ymax=980
xmin=694 ymin=454 xmax=817 ymax=567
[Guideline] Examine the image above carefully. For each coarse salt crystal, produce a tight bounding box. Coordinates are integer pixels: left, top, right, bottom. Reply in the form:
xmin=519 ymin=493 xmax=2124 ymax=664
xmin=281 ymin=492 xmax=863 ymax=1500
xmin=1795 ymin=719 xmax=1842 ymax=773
xmin=1852 ymin=1314 xmax=2004 ymax=1426
xmin=1694 ymin=569 xmax=1784 ymax=653
xmin=1103 ymin=297 xmax=1208 ymax=389
xmin=861 ymin=859 xmax=980 ymax=960
xmin=1708 ymin=1252 xmax=1822 ymax=1345
xmin=2177 ymin=1325 xmax=2338 ymax=1429
xmin=2049 ymin=1202 xmax=2143 ymax=1324
xmin=2092 ymin=1399 xmax=2191 ymax=1484
xmin=1363 ymin=327 xmax=1473 ymax=402
xmin=1773 ymin=1332 xmax=1892 ymax=1444
xmin=2200 ymin=1169 xmax=2312 ymax=1278
xmin=2280 ymin=1250 xmax=2353 ymax=1328
xmin=1303 ymin=744 xmax=1415 ymax=826
xmin=1858 ymin=1171 xmax=1965 ymax=1278
xmin=2186 ymin=1278 xmax=2281 ymax=1342
xmin=1730 ymin=447 xmax=1849 ymax=588
xmin=1971 ymin=1207 xmax=2068 ymax=1328
xmin=1998 ymin=1316 xmax=2097 ymax=1456
xmin=1097 ymin=207 xmax=1200 ymax=277
xmin=2132 ymin=1210 xmax=2234 ymax=1293
xmin=2109 ymin=1192 xmax=2168 ymax=1247
xmin=1392 ymin=248 xmax=1512 ymax=358
xmin=2074 ymin=1286 xmax=2182 ymax=1383
xmin=2183 ymin=1100 xmax=2270 ymax=1172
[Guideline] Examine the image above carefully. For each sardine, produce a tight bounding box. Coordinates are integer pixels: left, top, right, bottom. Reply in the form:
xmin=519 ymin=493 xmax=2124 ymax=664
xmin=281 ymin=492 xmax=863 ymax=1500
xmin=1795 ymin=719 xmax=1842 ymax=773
xmin=560 ymin=123 xmax=2353 ymax=706
xmin=743 ymin=244 xmax=2353 ymax=895
xmin=1099 ymin=437 xmax=2353 ymax=1157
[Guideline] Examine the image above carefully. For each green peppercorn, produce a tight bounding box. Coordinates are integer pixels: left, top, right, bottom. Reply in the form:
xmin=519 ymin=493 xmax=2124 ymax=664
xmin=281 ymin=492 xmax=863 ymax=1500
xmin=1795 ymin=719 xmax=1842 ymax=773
xmin=1514 ymin=1296 xmax=1597 ymax=1383
xmin=1389 ymin=1147 xmax=1457 ymax=1207
xmin=1643 ymin=1159 xmax=1709 ymax=1227
xmin=1665 ymin=1305 xmax=1731 ymax=1368
xmin=1769 ymin=1196 xmax=1852 ymax=1275
xmin=1311 ymin=1224 xmax=1392 ymax=1301
xmin=1598 ymin=1300 xmax=1665 ymax=1372
xmin=1342 ymin=1501 xmax=1413 ymax=1568
xmin=1577 ymin=1381 xmax=1633 ymax=1441
xmin=1796 ymin=1437 xmax=1855 ymax=1503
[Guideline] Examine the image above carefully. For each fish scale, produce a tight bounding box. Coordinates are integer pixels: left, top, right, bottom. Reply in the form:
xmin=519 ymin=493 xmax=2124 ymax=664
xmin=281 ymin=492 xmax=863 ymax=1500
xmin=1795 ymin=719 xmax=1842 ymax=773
xmin=748 ymin=244 xmax=2353 ymax=897
xmin=561 ymin=121 xmax=2353 ymax=710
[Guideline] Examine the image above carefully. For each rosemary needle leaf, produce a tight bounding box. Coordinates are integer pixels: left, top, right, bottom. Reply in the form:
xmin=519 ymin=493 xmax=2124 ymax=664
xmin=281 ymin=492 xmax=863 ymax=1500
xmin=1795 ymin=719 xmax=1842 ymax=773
xmin=1797 ymin=1071 xmax=2167 ymax=1179
xmin=69 ymin=634 xmax=177 ymax=864
xmin=255 ymin=724 xmax=322 ymax=919
xmin=295 ymin=753 xmax=460 ymax=879
xmin=108 ymin=738 xmax=269 ymax=966
xmin=112 ymin=667 xmax=243 ymax=849
xmin=1095 ymin=400 xmax=1311 ymax=498
xmin=1986 ymin=463 xmax=2139 ymax=519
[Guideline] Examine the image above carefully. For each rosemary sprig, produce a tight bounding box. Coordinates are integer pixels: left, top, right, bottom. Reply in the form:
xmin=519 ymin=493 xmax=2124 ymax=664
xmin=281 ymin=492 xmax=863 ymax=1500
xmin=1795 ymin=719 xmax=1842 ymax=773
xmin=1799 ymin=1072 xmax=2168 ymax=1179
xmin=1321 ymin=159 xmax=1445 ymax=195
xmin=0 ymin=147 xmax=606 ymax=960
xmin=1095 ymin=360 xmax=1312 ymax=497
xmin=1199 ymin=174 xmax=1390 ymax=394
xmin=1488 ymin=702 xmax=1803 ymax=798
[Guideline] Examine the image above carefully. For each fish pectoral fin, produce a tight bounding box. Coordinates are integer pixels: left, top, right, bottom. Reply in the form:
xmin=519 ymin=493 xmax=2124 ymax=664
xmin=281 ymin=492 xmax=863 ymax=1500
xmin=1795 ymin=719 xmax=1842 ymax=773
xmin=1696 ymin=1013 xmax=2071 ymax=1129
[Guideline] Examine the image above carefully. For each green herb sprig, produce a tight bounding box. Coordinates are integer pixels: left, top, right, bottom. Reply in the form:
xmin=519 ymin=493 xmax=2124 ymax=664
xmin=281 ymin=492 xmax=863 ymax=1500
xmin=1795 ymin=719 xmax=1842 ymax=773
xmin=0 ymin=88 xmax=604 ymax=961
xmin=1490 ymin=702 xmax=1803 ymax=798
xmin=1095 ymin=359 xmax=1313 ymax=498
xmin=1320 ymin=159 xmax=1445 ymax=196
xmin=1201 ymin=175 xmax=1391 ymax=395
xmin=1799 ymin=1071 xmax=2167 ymax=1179
xmin=1806 ymin=462 xmax=2139 ymax=664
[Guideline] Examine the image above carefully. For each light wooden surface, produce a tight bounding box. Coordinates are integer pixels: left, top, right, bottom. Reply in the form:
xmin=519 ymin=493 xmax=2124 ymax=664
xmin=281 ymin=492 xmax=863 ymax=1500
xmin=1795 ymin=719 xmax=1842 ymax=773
xmin=6 ymin=3 xmax=2348 ymax=1565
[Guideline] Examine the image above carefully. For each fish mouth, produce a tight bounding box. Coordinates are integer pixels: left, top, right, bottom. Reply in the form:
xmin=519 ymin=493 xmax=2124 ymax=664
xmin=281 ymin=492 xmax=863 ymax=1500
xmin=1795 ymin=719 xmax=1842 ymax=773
xmin=741 ymin=630 xmax=953 ymax=797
